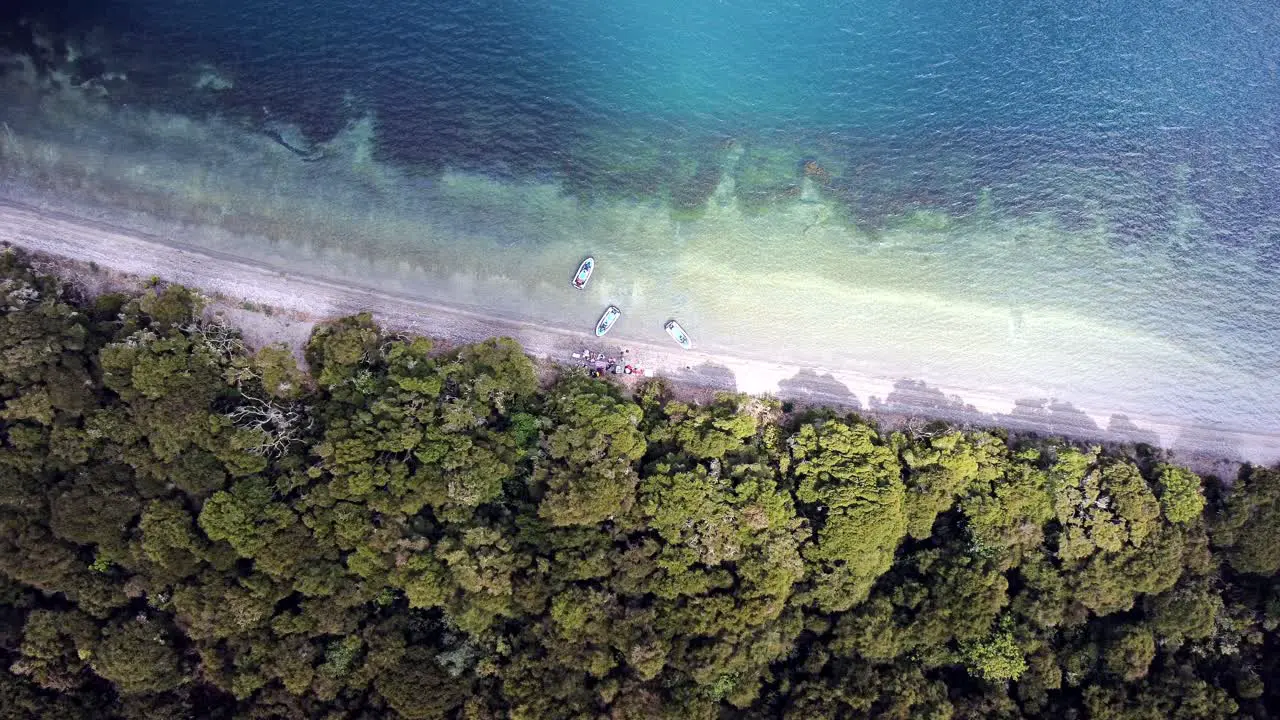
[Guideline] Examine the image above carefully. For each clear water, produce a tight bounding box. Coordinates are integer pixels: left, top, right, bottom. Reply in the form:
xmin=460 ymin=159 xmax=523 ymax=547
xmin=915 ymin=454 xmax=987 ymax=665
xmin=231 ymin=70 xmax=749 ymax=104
xmin=0 ymin=0 xmax=1278 ymax=460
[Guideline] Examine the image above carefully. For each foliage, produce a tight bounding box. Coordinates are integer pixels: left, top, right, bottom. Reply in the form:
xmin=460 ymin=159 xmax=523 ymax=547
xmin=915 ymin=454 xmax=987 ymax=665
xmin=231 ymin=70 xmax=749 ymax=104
xmin=535 ymin=375 xmax=646 ymax=526
xmin=0 ymin=253 xmax=1270 ymax=718
xmin=1213 ymin=466 xmax=1280 ymax=575
xmin=1157 ymin=464 xmax=1205 ymax=524
xmin=1103 ymin=624 xmax=1156 ymax=681
xmin=90 ymin=617 xmax=186 ymax=695
xmin=961 ymin=617 xmax=1029 ymax=682
xmin=790 ymin=419 xmax=906 ymax=611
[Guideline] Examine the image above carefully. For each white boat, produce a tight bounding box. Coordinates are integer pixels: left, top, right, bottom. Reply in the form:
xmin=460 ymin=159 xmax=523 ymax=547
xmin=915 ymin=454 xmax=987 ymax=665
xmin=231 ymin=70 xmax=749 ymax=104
xmin=664 ymin=320 xmax=691 ymax=349
xmin=595 ymin=305 xmax=621 ymax=337
xmin=571 ymin=257 xmax=594 ymax=289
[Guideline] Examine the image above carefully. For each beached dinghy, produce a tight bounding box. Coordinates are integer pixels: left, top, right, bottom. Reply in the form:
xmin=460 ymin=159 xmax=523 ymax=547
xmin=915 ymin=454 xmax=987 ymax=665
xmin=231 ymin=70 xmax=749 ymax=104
xmin=664 ymin=320 xmax=691 ymax=349
xmin=572 ymin=257 xmax=594 ymax=289
xmin=596 ymin=305 xmax=621 ymax=336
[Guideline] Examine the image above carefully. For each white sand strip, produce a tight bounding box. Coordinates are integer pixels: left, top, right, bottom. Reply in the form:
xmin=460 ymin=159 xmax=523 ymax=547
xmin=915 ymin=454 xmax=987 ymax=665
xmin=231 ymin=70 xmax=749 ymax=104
xmin=0 ymin=197 xmax=1274 ymax=467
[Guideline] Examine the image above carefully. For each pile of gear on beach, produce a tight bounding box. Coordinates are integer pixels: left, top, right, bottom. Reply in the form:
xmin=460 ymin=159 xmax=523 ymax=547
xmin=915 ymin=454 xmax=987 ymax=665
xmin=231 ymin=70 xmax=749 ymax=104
xmin=569 ymin=348 xmax=647 ymax=379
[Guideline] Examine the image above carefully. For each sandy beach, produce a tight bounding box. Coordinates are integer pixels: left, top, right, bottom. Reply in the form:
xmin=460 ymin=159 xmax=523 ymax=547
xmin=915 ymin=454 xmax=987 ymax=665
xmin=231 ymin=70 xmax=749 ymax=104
xmin=0 ymin=196 xmax=1270 ymax=471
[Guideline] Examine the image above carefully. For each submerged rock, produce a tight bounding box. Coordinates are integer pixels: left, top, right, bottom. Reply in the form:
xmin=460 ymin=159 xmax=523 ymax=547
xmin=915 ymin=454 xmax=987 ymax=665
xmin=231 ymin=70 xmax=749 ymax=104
xmin=193 ymin=64 xmax=233 ymax=92
xmin=800 ymin=176 xmax=823 ymax=203
xmin=262 ymin=119 xmax=325 ymax=162
xmin=709 ymin=139 xmax=746 ymax=208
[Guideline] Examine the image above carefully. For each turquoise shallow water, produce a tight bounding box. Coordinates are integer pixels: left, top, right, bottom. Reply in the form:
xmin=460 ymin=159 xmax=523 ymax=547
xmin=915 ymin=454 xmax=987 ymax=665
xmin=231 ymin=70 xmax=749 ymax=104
xmin=0 ymin=0 xmax=1278 ymax=458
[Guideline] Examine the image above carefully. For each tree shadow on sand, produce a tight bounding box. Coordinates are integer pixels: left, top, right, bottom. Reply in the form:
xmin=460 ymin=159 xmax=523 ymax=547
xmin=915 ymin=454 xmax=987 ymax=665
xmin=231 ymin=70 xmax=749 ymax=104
xmin=1169 ymin=424 xmax=1244 ymax=479
xmin=996 ymin=399 xmax=1099 ymax=439
xmin=662 ymin=362 xmax=738 ymax=394
xmin=777 ymin=369 xmax=860 ymax=411
xmin=868 ymin=379 xmax=986 ymax=424
xmin=1106 ymin=414 xmax=1162 ymax=448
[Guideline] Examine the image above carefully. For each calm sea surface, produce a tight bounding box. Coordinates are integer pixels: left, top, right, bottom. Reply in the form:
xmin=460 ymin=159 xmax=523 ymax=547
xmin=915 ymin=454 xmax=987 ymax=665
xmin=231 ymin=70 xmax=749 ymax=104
xmin=1 ymin=0 xmax=1278 ymax=457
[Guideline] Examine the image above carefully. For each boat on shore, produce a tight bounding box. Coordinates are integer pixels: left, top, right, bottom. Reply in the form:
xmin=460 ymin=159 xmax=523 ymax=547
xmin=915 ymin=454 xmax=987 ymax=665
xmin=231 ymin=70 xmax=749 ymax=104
xmin=595 ymin=305 xmax=621 ymax=336
xmin=572 ymin=257 xmax=594 ymax=289
xmin=664 ymin=320 xmax=691 ymax=349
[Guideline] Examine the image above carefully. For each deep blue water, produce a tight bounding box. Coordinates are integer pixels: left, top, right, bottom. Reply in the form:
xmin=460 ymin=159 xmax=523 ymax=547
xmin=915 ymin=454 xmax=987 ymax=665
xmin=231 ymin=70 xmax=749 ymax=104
xmin=8 ymin=0 xmax=1280 ymax=239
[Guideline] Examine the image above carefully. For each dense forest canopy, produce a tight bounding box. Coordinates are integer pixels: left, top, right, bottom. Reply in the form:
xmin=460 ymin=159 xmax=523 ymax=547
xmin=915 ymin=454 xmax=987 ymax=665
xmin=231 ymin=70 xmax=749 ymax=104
xmin=0 ymin=250 xmax=1276 ymax=719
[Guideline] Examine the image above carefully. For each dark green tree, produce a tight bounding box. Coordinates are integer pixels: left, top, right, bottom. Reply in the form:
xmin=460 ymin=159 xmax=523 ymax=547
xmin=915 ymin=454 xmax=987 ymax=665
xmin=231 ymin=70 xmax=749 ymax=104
xmin=790 ymin=418 xmax=906 ymax=611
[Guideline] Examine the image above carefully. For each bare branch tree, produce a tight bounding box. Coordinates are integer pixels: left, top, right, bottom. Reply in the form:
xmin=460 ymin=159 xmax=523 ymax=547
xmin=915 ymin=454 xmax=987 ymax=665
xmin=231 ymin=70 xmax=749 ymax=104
xmin=184 ymin=318 xmax=246 ymax=362
xmin=186 ymin=318 xmax=312 ymax=456
xmin=901 ymin=416 xmax=941 ymax=440
xmin=225 ymin=391 xmax=311 ymax=457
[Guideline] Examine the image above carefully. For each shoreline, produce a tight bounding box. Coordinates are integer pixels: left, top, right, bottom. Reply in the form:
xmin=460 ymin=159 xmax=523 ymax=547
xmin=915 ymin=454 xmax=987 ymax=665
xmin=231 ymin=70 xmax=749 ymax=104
xmin=0 ymin=196 xmax=1269 ymax=472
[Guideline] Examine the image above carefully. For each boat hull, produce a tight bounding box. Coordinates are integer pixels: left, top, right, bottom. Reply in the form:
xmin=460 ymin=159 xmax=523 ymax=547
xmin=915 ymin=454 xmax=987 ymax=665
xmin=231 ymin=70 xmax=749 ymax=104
xmin=572 ymin=257 xmax=594 ymax=289
xmin=664 ymin=320 xmax=691 ymax=349
xmin=596 ymin=305 xmax=621 ymax=336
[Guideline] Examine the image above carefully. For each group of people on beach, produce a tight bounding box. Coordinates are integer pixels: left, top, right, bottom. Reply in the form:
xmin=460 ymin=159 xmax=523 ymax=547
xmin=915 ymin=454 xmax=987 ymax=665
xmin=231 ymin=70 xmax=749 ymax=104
xmin=570 ymin=348 xmax=646 ymax=379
